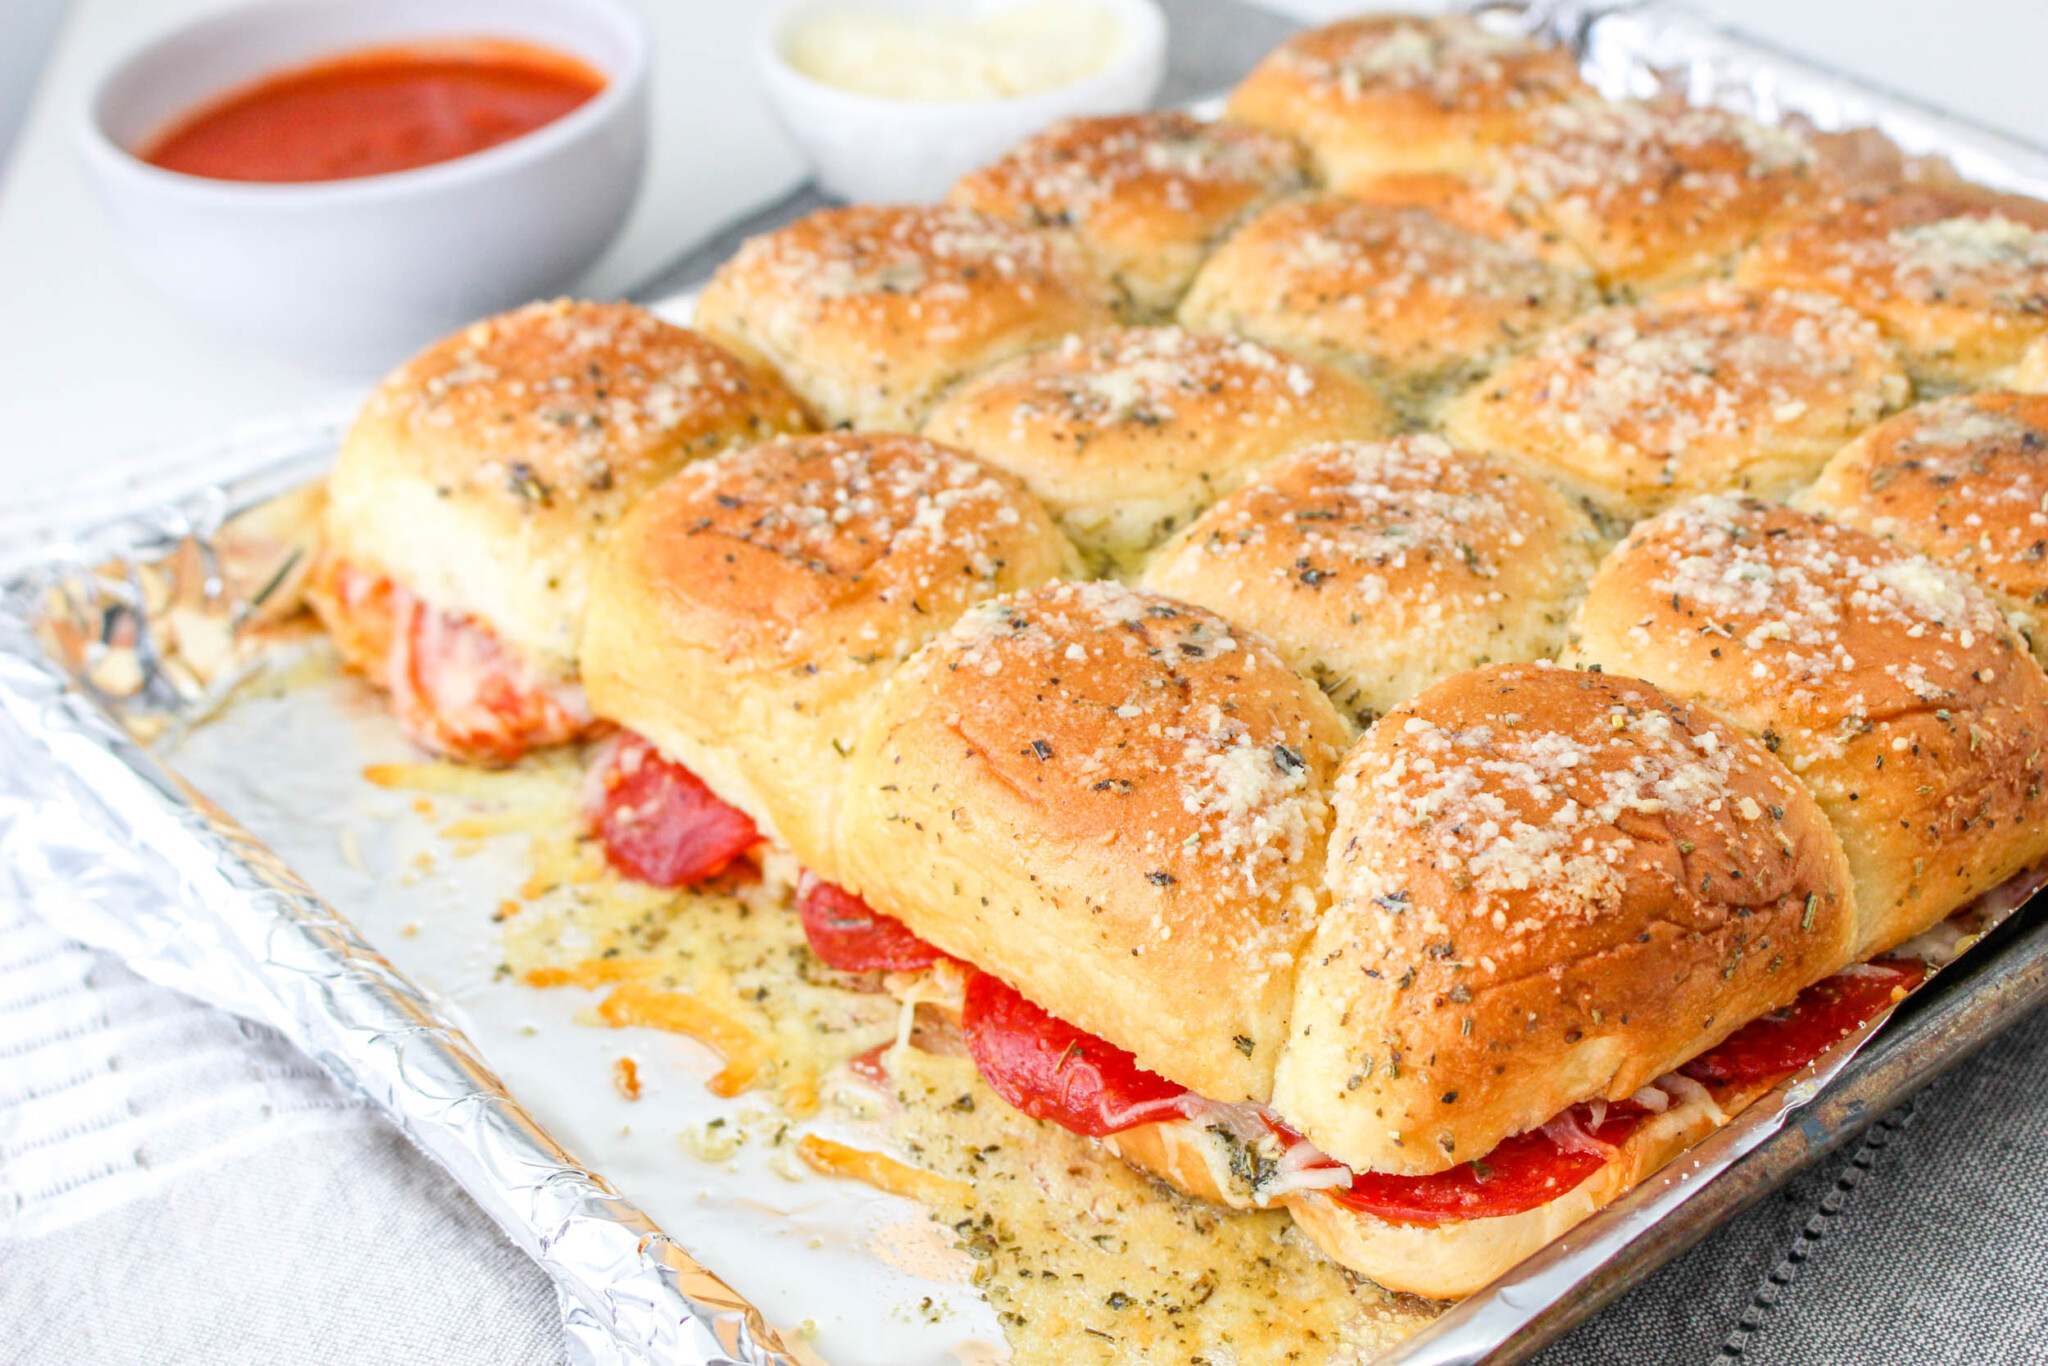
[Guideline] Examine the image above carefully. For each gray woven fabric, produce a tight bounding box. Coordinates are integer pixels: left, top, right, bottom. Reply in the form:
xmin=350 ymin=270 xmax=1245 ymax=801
xmin=1534 ymin=1001 xmax=2048 ymax=1365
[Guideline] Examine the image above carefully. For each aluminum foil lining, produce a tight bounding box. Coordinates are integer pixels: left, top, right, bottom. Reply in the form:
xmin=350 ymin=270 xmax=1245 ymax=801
xmin=0 ymin=426 xmax=795 ymax=1366
xmin=6 ymin=6 xmax=2048 ymax=1365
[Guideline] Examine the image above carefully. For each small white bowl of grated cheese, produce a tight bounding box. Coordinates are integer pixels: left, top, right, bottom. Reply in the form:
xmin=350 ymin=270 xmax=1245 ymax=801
xmin=757 ymin=0 xmax=1167 ymax=203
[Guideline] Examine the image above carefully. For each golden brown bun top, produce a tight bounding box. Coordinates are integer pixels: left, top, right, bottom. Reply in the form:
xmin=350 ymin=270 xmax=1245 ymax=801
xmin=841 ymin=579 xmax=1351 ymax=1101
xmin=348 ymin=299 xmax=809 ymax=514
xmin=1562 ymin=495 xmax=2048 ymax=954
xmin=948 ymin=112 xmax=1308 ymax=315
xmin=1736 ymin=185 xmax=2048 ymax=385
xmin=1800 ymin=392 xmax=2048 ymax=622
xmin=921 ymin=326 xmax=1394 ymax=572
xmin=589 ymin=431 xmax=1077 ymax=677
xmin=1488 ymin=99 xmax=1830 ymax=290
xmin=1273 ymin=662 xmax=1854 ymax=1175
xmin=693 ymin=205 xmax=1118 ymax=431
xmin=1439 ymin=283 xmax=1909 ymax=523
xmin=1226 ymin=13 xmax=1589 ymax=186
xmin=1177 ymin=195 xmax=1594 ymax=398
xmin=324 ymin=299 xmax=811 ymax=672
xmin=1140 ymin=435 xmax=1600 ymax=727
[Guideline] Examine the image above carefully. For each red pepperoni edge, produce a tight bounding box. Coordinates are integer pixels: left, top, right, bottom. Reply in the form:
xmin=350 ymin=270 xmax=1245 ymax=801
xmin=1324 ymin=1102 xmax=1653 ymax=1225
xmin=960 ymin=973 xmax=1187 ymax=1139
xmin=1681 ymin=958 xmax=1927 ymax=1088
xmin=592 ymin=734 xmax=761 ymax=887
xmin=798 ymin=875 xmax=944 ymax=973
xmin=1321 ymin=958 xmax=1927 ymax=1226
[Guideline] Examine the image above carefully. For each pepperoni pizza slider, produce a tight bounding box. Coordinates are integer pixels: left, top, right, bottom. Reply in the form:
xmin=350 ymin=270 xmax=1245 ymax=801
xmin=311 ymin=299 xmax=809 ymax=763
xmin=576 ymin=431 xmax=1077 ymax=892
xmin=1799 ymin=392 xmax=2048 ymax=665
xmin=921 ymin=326 xmax=1393 ymax=576
xmin=1139 ymin=436 xmax=1600 ymax=728
xmin=1274 ymin=663 xmax=1859 ymax=1296
xmin=948 ymin=111 xmax=1309 ymax=320
xmin=694 ymin=205 xmax=1118 ymax=431
xmin=1565 ymin=496 xmax=2048 ymax=957
xmin=1226 ymin=13 xmax=1590 ymax=191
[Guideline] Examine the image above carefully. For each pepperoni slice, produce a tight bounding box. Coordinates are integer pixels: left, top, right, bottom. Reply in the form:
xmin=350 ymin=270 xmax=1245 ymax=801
xmin=960 ymin=973 xmax=1187 ymax=1138
xmin=1681 ymin=959 xmax=1926 ymax=1088
xmin=1319 ymin=1102 xmax=1653 ymax=1225
xmin=592 ymin=734 xmax=761 ymax=887
xmin=798 ymin=875 xmax=945 ymax=972
xmin=354 ymin=568 xmax=589 ymax=763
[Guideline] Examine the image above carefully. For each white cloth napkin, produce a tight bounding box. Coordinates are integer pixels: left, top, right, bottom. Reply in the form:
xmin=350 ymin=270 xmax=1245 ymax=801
xmin=0 ymin=894 xmax=565 ymax=1365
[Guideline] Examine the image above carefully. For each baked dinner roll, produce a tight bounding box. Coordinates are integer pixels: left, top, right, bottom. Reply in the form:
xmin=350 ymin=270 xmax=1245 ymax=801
xmin=1226 ymin=13 xmax=1589 ymax=190
xmin=312 ymin=299 xmax=810 ymax=763
xmin=1564 ymin=496 xmax=2048 ymax=956
xmin=579 ymin=432 xmax=1078 ymax=883
xmin=1272 ymin=663 xmax=1855 ymax=1178
xmin=840 ymin=580 xmax=1351 ymax=1102
xmin=694 ymin=205 xmax=1118 ymax=431
xmin=1178 ymin=196 xmax=1593 ymax=404
xmin=1799 ymin=392 xmax=2048 ymax=663
xmin=1736 ymin=185 xmax=2048 ymax=387
xmin=1139 ymin=436 xmax=1600 ymax=728
xmin=920 ymin=326 xmax=1394 ymax=575
xmin=1461 ymin=100 xmax=1830 ymax=292
xmin=948 ymin=112 xmax=1309 ymax=320
xmin=1439 ymin=284 xmax=1909 ymax=525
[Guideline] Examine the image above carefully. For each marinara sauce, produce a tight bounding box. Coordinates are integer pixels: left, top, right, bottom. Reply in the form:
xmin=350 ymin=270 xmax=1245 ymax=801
xmin=140 ymin=40 xmax=605 ymax=183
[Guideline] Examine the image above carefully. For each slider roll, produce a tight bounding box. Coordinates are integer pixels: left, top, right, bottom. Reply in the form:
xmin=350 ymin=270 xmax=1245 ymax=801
xmin=1274 ymin=663 xmax=1855 ymax=1179
xmin=1736 ymin=186 xmax=2048 ymax=388
xmin=1800 ymin=393 xmax=2048 ymax=665
xmin=922 ymin=326 xmax=1393 ymax=576
xmin=1178 ymin=195 xmax=1593 ymax=407
xmin=840 ymin=580 xmax=1351 ymax=1103
xmin=1439 ymin=284 xmax=1908 ymax=526
xmin=694 ymin=205 xmax=1119 ymax=431
xmin=313 ymin=299 xmax=810 ymax=762
xmin=949 ymin=111 xmax=1310 ymax=320
xmin=1226 ymin=14 xmax=1589 ymax=190
xmin=579 ymin=432 xmax=1079 ymax=885
xmin=1564 ymin=496 xmax=2048 ymax=957
xmin=1140 ymin=436 xmax=1600 ymax=728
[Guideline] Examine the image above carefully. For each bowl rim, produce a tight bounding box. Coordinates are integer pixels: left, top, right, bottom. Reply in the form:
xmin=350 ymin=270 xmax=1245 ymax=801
xmin=75 ymin=0 xmax=651 ymax=209
xmin=753 ymin=0 xmax=1167 ymax=119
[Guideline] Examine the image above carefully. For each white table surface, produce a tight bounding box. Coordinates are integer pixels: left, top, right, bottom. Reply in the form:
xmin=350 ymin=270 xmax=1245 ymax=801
xmin=0 ymin=0 xmax=2042 ymax=507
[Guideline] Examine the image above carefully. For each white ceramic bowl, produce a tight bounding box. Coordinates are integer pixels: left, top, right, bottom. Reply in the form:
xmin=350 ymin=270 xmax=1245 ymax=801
xmin=77 ymin=0 xmax=650 ymax=373
xmin=757 ymin=0 xmax=1168 ymax=205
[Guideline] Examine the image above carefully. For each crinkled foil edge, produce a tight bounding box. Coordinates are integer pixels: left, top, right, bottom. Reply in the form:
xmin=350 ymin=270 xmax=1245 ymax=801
xmin=0 ymin=419 xmax=796 ymax=1366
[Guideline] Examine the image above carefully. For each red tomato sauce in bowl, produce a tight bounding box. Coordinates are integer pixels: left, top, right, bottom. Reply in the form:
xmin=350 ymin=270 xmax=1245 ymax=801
xmin=139 ymin=39 xmax=606 ymax=183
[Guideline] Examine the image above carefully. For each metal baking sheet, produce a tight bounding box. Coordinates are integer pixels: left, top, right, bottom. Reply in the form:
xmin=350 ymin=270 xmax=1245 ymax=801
xmin=5 ymin=5 xmax=2048 ymax=1364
